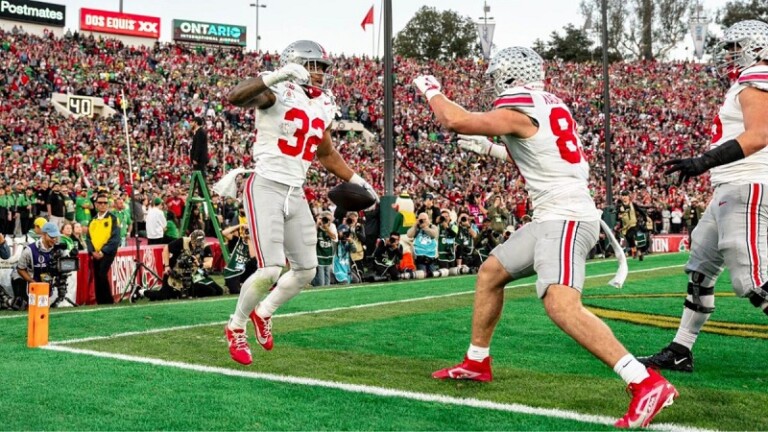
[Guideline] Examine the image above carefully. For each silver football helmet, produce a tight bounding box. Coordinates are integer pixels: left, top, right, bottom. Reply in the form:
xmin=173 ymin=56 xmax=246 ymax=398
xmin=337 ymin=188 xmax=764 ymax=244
xmin=714 ymin=20 xmax=768 ymax=77
xmin=279 ymin=40 xmax=334 ymax=89
xmin=485 ymin=46 xmax=545 ymax=96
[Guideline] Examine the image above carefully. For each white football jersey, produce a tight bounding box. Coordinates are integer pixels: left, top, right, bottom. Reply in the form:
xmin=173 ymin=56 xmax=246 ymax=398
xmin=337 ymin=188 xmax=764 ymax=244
xmin=494 ymin=86 xmax=599 ymax=222
xmin=709 ymin=65 xmax=768 ymax=187
xmin=252 ymin=73 xmax=337 ymax=187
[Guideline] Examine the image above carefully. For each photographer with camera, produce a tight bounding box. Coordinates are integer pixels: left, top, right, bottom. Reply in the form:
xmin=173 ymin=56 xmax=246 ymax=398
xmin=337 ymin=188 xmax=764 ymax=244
xmin=312 ymin=211 xmax=337 ymax=287
xmin=144 ymin=230 xmax=223 ymax=301
xmin=456 ymin=212 xmax=480 ymax=270
xmin=222 ymin=220 xmax=259 ymax=295
xmin=333 ymin=225 xmax=358 ymax=284
xmin=437 ymin=209 xmax=458 ymax=270
xmin=475 ymin=219 xmax=501 ymax=263
xmin=486 ymin=195 xmax=510 ymax=234
xmin=9 ymin=223 xmax=63 ymax=309
xmin=407 ymin=212 xmax=439 ymax=276
xmin=616 ymin=190 xmax=649 ymax=261
xmin=344 ymin=212 xmax=366 ymax=273
xmin=372 ymin=232 xmax=403 ymax=281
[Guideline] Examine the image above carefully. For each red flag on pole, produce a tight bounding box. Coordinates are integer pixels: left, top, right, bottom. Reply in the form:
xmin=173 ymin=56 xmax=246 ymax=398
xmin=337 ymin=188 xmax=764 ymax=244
xmin=361 ymin=5 xmax=374 ymax=30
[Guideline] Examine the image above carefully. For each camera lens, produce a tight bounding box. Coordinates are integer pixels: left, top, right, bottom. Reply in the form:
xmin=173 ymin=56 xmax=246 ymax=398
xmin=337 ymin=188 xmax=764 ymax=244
xmin=321 ymin=217 xmax=329 ymax=224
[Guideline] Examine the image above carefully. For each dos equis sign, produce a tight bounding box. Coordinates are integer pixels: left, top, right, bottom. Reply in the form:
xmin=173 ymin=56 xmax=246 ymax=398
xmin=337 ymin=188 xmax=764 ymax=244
xmin=172 ymin=19 xmax=246 ymax=47
xmin=80 ymin=7 xmax=160 ymax=39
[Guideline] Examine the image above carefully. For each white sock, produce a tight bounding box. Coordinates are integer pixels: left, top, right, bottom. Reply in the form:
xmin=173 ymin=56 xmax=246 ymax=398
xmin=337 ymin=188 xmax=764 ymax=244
xmin=256 ymin=270 xmax=310 ymax=318
xmin=613 ymin=354 xmax=650 ymax=385
xmin=672 ymin=301 xmax=712 ymax=351
xmin=230 ymin=273 xmax=274 ymax=329
xmin=467 ymin=344 xmax=490 ymax=362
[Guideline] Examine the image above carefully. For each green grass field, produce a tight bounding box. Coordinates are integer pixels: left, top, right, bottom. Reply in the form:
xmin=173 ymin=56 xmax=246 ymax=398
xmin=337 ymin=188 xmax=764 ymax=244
xmin=1 ymin=252 xmax=766 ymax=431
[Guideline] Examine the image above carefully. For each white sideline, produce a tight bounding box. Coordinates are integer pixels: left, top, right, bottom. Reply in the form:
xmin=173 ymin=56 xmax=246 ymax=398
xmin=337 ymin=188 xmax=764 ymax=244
xmin=50 ymin=264 xmax=685 ymax=345
xmin=41 ymin=344 xmax=712 ymax=432
xmin=0 ymin=251 xmax=672 ymax=320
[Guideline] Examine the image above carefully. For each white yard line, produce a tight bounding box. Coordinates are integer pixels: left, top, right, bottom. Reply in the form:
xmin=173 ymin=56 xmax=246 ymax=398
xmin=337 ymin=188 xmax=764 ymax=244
xmin=41 ymin=344 xmax=711 ymax=432
xmin=51 ymin=264 xmax=684 ymax=345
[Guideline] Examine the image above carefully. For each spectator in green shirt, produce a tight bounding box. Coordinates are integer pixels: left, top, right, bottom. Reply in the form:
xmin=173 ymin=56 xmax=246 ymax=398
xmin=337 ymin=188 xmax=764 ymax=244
xmin=112 ymin=197 xmax=132 ymax=246
xmin=75 ymin=188 xmax=93 ymax=226
xmin=165 ymin=211 xmax=180 ymax=241
xmin=0 ymin=188 xmax=11 ymax=235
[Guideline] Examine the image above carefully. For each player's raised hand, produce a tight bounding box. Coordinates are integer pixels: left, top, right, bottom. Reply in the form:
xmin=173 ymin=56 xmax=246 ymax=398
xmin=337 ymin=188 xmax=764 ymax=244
xmin=413 ymin=75 xmax=442 ymax=100
xmin=457 ymin=134 xmax=492 ymax=155
xmin=264 ymin=63 xmax=310 ymax=87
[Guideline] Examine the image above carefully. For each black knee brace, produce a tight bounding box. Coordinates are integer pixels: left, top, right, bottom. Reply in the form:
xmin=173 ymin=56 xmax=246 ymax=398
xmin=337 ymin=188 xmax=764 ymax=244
xmin=748 ymin=281 xmax=768 ymax=316
xmin=684 ymin=272 xmax=715 ymax=314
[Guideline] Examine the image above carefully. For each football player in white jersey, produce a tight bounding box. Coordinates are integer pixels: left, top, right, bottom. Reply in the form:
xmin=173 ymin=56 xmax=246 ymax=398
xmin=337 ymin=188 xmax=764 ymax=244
xmin=223 ymin=40 xmax=377 ymax=365
xmin=413 ymin=46 xmax=677 ymax=428
xmin=640 ymin=20 xmax=768 ymax=372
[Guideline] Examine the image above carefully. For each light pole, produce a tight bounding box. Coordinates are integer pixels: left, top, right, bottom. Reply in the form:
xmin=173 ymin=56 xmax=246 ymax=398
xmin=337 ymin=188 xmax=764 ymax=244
xmin=250 ymin=1 xmax=267 ymax=52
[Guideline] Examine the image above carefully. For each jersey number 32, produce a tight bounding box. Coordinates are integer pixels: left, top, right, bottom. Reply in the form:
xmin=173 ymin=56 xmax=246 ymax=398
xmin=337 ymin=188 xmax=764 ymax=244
xmin=278 ymin=108 xmax=326 ymax=161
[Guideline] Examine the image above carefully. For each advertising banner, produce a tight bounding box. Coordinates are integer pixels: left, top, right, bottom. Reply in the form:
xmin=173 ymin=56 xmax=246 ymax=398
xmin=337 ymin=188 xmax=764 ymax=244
xmin=0 ymin=0 xmax=65 ymax=27
xmin=172 ymin=19 xmax=246 ymax=46
xmin=80 ymin=7 xmax=160 ymax=39
xmin=650 ymin=234 xmax=689 ymax=254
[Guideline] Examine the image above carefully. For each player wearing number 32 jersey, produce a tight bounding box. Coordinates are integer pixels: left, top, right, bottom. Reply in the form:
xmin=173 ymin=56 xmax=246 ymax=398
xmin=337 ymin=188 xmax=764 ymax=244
xmin=414 ymin=46 xmax=677 ymax=429
xmin=221 ymin=40 xmax=378 ymax=366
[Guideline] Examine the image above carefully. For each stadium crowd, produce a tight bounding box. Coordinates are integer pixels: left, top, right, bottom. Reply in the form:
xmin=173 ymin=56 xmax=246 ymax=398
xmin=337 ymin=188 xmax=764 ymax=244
xmin=0 ymin=27 xmax=721 ymax=289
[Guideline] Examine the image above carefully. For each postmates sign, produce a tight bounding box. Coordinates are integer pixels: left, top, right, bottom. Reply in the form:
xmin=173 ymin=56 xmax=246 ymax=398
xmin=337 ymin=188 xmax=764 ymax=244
xmin=80 ymin=7 xmax=160 ymax=39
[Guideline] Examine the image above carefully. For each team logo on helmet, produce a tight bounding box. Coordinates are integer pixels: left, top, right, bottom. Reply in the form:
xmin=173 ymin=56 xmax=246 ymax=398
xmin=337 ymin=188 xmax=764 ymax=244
xmin=279 ymin=40 xmax=334 ymax=90
xmin=714 ymin=20 xmax=768 ymax=77
xmin=485 ymin=47 xmax=545 ymax=96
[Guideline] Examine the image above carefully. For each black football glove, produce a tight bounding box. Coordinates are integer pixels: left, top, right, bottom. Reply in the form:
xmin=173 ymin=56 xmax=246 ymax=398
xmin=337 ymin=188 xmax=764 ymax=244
xmin=662 ymin=139 xmax=745 ymax=185
xmin=662 ymin=157 xmax=710 ymax=185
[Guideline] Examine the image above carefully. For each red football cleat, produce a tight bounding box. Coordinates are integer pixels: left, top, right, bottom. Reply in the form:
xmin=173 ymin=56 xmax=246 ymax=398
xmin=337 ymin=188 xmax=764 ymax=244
xmin=432 ymin=355 xmax=493 ymax=382
xmin=249 ymin=309 xmax=274 ymax=351
xmin=615 ymin=368 xmax=679 ymax=429
xmin=225 ymin=326 xmax=252 ymax=366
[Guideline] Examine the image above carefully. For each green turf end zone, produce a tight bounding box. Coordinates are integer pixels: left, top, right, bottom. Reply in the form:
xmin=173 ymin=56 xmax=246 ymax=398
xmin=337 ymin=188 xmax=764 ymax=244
xmin=1 ymin=252 xmax=766 ymax=430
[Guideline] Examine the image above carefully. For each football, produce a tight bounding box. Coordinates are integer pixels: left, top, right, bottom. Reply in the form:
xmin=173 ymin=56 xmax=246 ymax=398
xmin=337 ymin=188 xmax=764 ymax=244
xmin=328 ymin=182 xmax=377 ymax=211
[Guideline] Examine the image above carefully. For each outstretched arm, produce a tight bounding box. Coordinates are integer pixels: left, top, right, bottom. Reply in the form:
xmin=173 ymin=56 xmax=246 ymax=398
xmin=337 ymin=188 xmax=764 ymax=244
xmin=413 ymin=75 xmax=537 ymax=137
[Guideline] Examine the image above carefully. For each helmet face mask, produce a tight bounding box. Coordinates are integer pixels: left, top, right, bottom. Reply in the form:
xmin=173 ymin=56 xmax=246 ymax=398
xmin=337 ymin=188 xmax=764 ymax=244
xmin=714 ymin=20 xmax=768 ymax=78
xmin=279 ymin=40 xmax=334 ymax=90
xmin=485 ymin=46 xmax=545 ymax=97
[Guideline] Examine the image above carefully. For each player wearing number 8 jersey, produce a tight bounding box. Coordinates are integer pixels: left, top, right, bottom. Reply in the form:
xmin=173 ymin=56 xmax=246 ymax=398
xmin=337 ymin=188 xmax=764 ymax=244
xmin=223 ymin=40 xmax=378 ymax=365
xmin=414 ymin=46 xmax=677 ymax=428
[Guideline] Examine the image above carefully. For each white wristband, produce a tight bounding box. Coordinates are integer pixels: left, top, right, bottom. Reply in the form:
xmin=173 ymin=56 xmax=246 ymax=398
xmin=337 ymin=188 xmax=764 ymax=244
xmin=488 ymin=144 xmax=508 ymax=161
xmin=424 ymin=89 xmax=442 ymax=101
xmin=349 ymin=173 xmax=365 ymax=185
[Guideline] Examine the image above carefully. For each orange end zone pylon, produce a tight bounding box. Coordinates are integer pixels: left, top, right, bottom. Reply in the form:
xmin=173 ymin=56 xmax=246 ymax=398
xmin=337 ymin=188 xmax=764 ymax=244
xmin=27 ymin=282 xmax=50 ymax=348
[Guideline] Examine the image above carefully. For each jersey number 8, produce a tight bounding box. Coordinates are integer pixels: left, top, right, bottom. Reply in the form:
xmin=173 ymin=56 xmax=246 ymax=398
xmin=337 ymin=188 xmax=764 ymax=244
xmin=549 ymin=107 xmax=587 ymax=164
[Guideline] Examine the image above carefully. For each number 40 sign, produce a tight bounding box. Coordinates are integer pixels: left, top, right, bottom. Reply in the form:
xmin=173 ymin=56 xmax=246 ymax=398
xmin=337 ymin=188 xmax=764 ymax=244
xmin=67 ymin=95 xmax=94 ymax=118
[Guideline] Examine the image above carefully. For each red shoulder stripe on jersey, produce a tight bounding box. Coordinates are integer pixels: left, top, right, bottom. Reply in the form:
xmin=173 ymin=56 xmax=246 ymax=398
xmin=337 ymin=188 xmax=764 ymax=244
xmin=493 ymin=95 xmax=534 ymax=108
xmin=738 ymin=73 xmax=768 ymax=83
